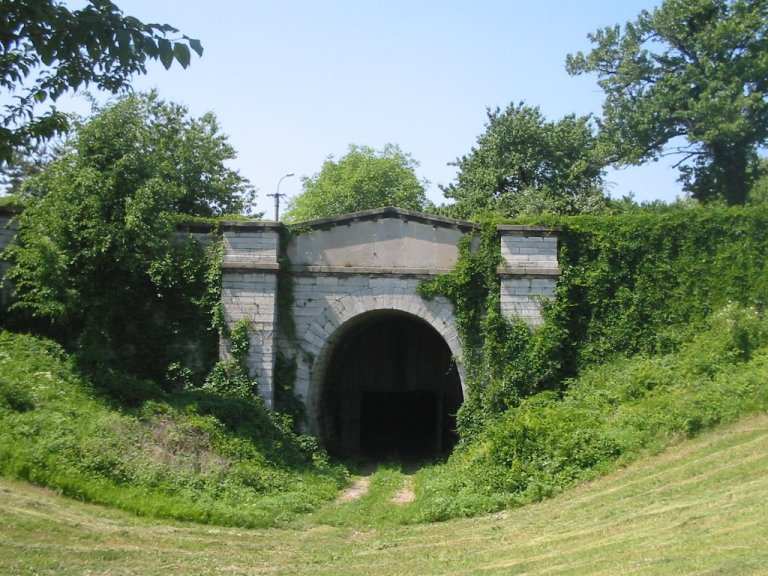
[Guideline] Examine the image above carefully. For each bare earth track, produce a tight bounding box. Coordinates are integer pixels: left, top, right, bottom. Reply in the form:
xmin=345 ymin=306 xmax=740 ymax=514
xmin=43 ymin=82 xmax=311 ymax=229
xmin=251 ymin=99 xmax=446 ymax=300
xmin=337 ymin=476 xmax=371 ymax=503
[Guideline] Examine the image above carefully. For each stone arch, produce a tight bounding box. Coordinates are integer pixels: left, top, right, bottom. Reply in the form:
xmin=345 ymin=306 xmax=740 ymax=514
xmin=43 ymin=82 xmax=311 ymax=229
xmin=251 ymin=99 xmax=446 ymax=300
xmin=294 ymin=287 xmax=465 ymax=444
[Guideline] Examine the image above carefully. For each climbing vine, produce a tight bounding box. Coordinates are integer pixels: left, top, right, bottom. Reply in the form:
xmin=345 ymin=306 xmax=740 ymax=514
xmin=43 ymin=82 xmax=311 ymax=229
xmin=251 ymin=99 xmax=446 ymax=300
xmin=229 ymin=317 xmax=252 ymax=365
xmin=422 ymin=205 xmax=768 ymax=442
xmin=197 ymin=225 xmax=259 ymax=400
xmin=272 ymin=227 xmax=305 ymax=427
xmin=418 ymin=222 xmax=565 ymax=439
xmin=201 ymin=231 xmax=226 ymax=338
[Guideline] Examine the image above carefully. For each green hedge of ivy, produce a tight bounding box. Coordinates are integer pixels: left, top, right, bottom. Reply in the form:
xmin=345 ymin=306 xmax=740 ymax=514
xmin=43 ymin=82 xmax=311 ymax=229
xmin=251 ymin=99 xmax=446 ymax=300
xmin=422 ymin=205 xmax=768 ymax=437
xmin=555 ymin=205 xmax=768 ymax=368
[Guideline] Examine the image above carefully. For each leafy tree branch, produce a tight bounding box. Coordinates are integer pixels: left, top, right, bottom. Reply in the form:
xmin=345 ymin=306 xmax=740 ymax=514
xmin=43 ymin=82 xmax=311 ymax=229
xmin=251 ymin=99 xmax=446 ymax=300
xmin=567 ymin=0 xmax=768 ymax=205
xmin=1 ymin=0 xmax=203 ymax=165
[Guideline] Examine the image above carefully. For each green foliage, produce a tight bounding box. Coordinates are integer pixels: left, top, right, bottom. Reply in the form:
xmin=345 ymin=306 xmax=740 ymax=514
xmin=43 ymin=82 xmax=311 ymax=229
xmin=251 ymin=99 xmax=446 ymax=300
xmin=0 ymin=0 xmax=202 ymax=165
xmin=747 ymin=157 xmax=768 ymax=205
xmin=552 ymin=206 xmax=768 ymax=370
xmin=203 ymin=317 xmax=259 ymax=400
xmin=0 ymin=140 xmax=63 ymax=195
xmin=421 ymin=206 xmax=768 ymax=441
xmin=442 ymin=103 xmax=608 ymax=220
xmin=310 ymin=464 xmax=408 ymax=527
xmin=4 ymin=203 xmax=768 ymax=529
xmin=3 ymin=92 xmax=252 ymax=384
xmin=418 ymin=226 xmax=495 ymax=436
xmin=274 ymin=352 xmax=305 ymax=427
xmin=0 ymin=330 xmax=345 ymax=528
xmin=18 ymin=91 xmax=253 ymax=213
xmin=283 ymin=144 xmax=430 ymax=222
xmin=567 ymin=0 xmax=768 ymax=205
xmin=407 ymin=205 xmax=768 ymax=522
xmin=419 ymin=223 xmax=565 ymax=437
xmin=409 ymin=303 xmax=768 ymax=522
xmin=202 ymin=359 xmax=258 ymax=400
xmin=271 ymin=228 xmax=305 ymax=426
xmin=229 ymin=318 xmax=252 ymax=365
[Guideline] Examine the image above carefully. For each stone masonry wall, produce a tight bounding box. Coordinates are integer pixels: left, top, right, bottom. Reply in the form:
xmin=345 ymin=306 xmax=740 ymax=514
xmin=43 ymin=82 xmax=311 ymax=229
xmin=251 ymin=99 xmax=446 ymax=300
xmin=0 ymin=207 xmax=20 ymax=310
xmin=275 ymin=210 xmax=477 ymax=435
xmin=497 ymin=225 xmax=560 ymax=327
xmin=220 ymin=222 xmax=282 ymax=409
xmin=286 ymin=273 xmax=462 ymax=434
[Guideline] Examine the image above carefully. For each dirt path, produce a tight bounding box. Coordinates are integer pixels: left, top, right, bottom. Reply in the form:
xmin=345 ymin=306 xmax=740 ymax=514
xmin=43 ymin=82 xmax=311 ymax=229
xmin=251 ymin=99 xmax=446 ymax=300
xmin=390 ymin=476 xmax=415 ymax=504
xmin=336 ymin=462 xmax=378 ymax=503
xmin=336 ymin=476 xmax=371 ymax=503
xmin=337 ymin=474 xmax=415 ymax=504
xmin=335 ymin=462 xmax=418 ymax=504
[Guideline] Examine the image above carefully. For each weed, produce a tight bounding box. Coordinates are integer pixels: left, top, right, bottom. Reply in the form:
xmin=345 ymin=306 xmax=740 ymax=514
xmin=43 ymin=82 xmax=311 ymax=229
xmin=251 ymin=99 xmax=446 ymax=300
xmin=0 ymin=331 xmax=345 ymax=528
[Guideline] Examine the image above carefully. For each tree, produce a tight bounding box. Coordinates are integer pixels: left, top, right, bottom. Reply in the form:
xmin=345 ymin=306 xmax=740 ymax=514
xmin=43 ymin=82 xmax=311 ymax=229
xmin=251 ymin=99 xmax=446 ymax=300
xmin=0 ymin=0 xmax=202 ymax=166
xmin=747 ymin=157 xmax=768 ymax=204
xmin=282 ymin=144 xmax=430 ymax=222
xmin=566 ymin=0 xmax=768 ymax=205
xmin=4 ymin=92 xmax=252 ymax=383
xmin=0 ymin=140 xmax=62 ymax=196
xmin=442 ymin=103 xmax=608 ymax=220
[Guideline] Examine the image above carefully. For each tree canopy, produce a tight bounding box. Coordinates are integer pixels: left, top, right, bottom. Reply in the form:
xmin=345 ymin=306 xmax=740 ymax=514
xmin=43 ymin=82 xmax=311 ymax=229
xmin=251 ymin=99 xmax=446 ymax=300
xmin=0 ymin=0 xmax=202 ymax=166
xmin=747 ymin=158 xmax=768 ymax=205
xmin=4 ymin=92 xmax=251 ymax=382
xmin=282 ymin=144 xmax=430 ymax=223
xmin=442 ymin=103 xmax=608 ymax=220
xmin=566 ymin=0 xmax=768 ymax=205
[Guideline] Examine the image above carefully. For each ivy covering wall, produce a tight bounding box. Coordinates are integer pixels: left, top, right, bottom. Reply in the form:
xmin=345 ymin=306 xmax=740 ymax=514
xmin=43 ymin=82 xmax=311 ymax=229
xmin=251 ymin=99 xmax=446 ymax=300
xmin=422 ymin=206 xmax=768 ymax=438
xmin=555 ymin=206 xmax=768 ymax=368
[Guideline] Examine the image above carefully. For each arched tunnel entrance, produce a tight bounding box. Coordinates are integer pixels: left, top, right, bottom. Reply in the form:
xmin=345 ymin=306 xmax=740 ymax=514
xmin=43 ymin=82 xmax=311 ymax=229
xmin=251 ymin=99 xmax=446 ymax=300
xmin=320 ymin=311 xmax=463 ymax=461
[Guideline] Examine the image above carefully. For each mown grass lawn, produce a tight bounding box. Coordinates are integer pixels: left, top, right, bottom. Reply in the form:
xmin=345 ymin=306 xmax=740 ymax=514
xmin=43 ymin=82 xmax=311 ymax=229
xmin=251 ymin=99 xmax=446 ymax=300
xmin=1 ymin=412 xmax=766 ymax=575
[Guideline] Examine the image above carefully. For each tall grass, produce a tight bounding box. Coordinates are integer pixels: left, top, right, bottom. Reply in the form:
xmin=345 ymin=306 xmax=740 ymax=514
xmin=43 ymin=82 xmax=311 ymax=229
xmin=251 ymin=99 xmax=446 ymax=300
xmin=1 ymin=413 xmax=766 ymax=574
xmin=3 ymin=303 xmax=768 ymax=528
xmin=405 ymin=304 xmax=768 ymax=523
xmin=0 ymin=331 xmax=346 ymax=528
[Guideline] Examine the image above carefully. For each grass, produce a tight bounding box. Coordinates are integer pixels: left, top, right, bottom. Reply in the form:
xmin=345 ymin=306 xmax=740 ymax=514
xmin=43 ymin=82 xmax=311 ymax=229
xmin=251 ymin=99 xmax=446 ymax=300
xmin=1 ymin=412 xmax=766 ymax=575
xmin=308 ymin=463 xmax=416 ymax=528
xmin=0 ymin=331 xmax=346 ymax=528
xmin=403 ymin=303 xmax=768 ymax=522
xmin=2 ymin=303 xmax=768 ymax=530
xmin=1 ymin=305 xmax=767 ymax=572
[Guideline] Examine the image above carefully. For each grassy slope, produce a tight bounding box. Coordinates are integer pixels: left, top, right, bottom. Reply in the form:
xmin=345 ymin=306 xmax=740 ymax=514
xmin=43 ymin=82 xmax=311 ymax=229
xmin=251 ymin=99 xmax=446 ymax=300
xmin=2 ymin=301 xmax=767 ymax=530
xmin=0 ymin=331 xmax=346 ymax=528
xmin=1 ymin=412 xmax=766 ymax=575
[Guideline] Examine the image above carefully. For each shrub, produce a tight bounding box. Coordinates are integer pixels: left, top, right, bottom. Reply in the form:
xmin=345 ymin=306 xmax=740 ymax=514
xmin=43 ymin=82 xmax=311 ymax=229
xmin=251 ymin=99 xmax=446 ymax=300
xmin=0 ymin=330 xmax=345 ymax=527
xmin=409 ymin=304 xmax=768 ymax=522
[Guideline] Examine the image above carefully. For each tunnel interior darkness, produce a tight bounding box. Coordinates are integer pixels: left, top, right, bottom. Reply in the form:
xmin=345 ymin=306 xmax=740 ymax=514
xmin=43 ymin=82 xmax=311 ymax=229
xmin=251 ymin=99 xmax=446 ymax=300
xmin=320 ymin=312 xmax=463 ymax=461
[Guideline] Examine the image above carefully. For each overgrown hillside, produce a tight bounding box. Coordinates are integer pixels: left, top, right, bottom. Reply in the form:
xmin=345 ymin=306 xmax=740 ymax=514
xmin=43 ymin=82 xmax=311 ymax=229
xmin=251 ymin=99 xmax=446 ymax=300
xmin=0 ymin=332 xmax=346 ymax=528
xmin=1 ymin=205 xmax=767 ymax=528
xmin=554 ymin=206 xmax=768 ymax=370
xmin=2 ymin=413 xmax=767 ymax=574
xmin=408 ymin=303 xmax=768 ymax=522
xmin=402 ymin=205 xmax=768 ymax=522
xmin=423 ymin=206 xmax=768 ymax=430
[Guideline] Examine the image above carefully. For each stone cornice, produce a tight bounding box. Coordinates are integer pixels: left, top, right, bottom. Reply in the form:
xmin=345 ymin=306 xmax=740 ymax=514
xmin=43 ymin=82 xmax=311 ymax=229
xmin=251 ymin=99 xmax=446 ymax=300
xmin=290 ymin=265 xmax=453 ymax=276
xmin=290 ymin=207 xmax=480 ymax=232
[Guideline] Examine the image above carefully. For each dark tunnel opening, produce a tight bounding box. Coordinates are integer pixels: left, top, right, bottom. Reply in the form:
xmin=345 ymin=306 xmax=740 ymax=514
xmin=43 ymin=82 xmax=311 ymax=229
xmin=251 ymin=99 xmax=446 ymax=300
xmin=320 ymin=312 xmax=463 ymax=462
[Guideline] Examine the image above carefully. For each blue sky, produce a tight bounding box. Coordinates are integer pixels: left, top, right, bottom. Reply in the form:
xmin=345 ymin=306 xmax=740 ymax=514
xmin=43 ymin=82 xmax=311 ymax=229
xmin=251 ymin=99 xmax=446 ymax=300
xmin=60 ymin=1 xmax=683 ymax=216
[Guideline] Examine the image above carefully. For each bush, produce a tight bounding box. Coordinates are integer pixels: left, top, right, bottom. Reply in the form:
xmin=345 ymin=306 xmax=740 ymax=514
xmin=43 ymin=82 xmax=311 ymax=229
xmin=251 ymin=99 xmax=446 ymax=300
xmin=0 ymin=330 xmax=345 ymax=528
xmin=408 ymin=304 xmax=768 ymax=522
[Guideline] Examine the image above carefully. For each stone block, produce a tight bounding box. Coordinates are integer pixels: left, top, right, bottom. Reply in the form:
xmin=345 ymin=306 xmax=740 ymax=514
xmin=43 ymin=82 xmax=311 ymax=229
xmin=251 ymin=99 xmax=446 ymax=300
xmin=315 ymin=276 xmax=339 ymax=287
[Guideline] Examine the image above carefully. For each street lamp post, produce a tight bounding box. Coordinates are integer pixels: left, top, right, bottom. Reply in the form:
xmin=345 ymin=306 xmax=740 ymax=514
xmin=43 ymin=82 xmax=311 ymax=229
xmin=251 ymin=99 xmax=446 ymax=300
xmin=267 ymin=172 xmax=294 ymax=221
